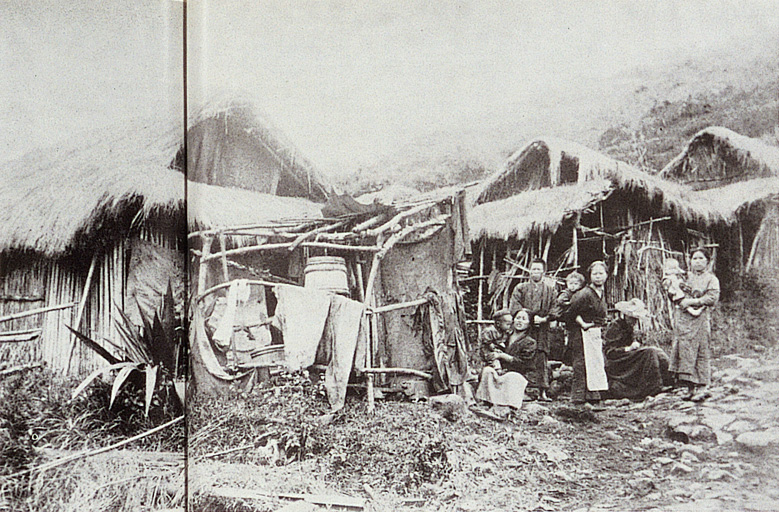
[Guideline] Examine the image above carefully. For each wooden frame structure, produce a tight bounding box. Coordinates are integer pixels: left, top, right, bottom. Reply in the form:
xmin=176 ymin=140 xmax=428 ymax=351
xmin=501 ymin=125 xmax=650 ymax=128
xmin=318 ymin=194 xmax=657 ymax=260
xmin=188 ymin=188 xmax=469 ymax=410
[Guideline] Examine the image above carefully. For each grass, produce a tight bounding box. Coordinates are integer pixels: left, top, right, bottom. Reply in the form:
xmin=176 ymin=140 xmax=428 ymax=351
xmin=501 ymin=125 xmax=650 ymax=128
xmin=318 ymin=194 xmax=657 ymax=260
xmin=0 ymin=366 xmax=185 ymax=511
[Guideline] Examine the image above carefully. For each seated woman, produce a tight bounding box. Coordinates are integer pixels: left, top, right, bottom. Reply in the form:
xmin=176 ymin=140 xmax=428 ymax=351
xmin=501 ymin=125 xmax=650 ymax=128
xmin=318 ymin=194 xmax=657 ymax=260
xmin=505 ymin=309 xmax=548 ymax=400
xmin=603 ymin=298 xmax=672 ymax=399
xmin=475 ymin=310 xmax=536 ymax=415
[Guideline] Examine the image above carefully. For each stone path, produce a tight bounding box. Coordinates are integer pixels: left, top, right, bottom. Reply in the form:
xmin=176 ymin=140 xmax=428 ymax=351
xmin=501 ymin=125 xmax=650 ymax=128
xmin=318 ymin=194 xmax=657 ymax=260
xmin=623 ymin=353 xmax=779 ymax=511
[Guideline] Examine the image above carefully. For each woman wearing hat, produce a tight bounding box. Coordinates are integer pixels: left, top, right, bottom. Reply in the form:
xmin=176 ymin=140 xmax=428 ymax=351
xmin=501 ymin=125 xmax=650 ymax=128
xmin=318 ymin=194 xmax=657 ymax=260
xmin=603 ymin=298 xmax=672 ymax=399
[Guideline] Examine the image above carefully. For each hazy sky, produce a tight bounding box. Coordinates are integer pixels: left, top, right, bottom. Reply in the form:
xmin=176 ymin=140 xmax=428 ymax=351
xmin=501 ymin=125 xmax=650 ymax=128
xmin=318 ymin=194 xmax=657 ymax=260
xmin=3 ymin=0 xmax=778 ymax=176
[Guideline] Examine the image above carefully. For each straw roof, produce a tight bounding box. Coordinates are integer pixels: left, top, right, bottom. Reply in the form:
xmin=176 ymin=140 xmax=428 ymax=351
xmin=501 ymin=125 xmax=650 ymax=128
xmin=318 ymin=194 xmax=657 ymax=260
xmin=660 ymin=127 xmax=779 ymax=189
xmin=0 ymin=115 xmax=323 ymax=257
xmin=0 ymin=117 xmax=184 ymax=256
xmin=690 ymin=176 xmax=779 ymax=220
xmin=475 ymin=137 xmax=642 ymax=205
xmin=188 ymin=96 xmax=331 ymax=202
xmin=187 ymin=183 xmax=323 ymax=229
xmin=470 ymin=156 xmax=731 ymax=242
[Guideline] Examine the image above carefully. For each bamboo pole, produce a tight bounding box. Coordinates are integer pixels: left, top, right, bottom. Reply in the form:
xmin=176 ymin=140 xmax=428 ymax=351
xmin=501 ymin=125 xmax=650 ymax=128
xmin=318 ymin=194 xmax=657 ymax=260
xmin=2 ymin=416 xmax=184 ymax=481
xmin=477 ymin=242 xmax=484 ymax=338
xmin=288 ymin=220 xmax=347 ymax=251
xmin=218 ymin=232 xmax=230 ymax=282
xmin=66 ymin=255 xmax=98 ymax=373
xmin=198 ymin=237 xmax=213 ymax=297
xmin=366 ymin=202 xmax=436 ymax=237
xmin=367 ymin=298 xmax=428 ymax=315
xmin=360 ymin=367 xmax=433 ymax=380
xmin=0 ymin=302 xmax=77 ymax=324
xmin=362 ymin=235 xmax=384 ymax=413
xmin=301 ymin=242 xmax=380 ymax=252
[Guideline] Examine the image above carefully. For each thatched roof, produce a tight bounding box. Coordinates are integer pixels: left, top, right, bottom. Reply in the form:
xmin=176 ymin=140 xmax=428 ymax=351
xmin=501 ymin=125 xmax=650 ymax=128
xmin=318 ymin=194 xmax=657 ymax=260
xmin=0 ymin=115 xmax=323 ymax=257
xmin=188 ymin=97 xmax=331 ymax=202
xmin=475 ymin=137 xmax=643 ymax=205
xmin=690 ymin=176 xmax=779 ymax=220
xmin=0 ymin=117 xmax=184 ymax=256
xmin=660 ymin=127 xmax=779 ymax=190
xmin=187 ymin=182 xmax=323 ymax=229
xmin=470 ymin=153 xmax=727 ymax=242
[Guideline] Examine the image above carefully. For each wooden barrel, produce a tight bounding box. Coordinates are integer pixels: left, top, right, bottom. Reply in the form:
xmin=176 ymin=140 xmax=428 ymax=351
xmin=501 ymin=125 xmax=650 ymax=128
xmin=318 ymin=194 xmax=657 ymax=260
xmin=304 ymin=256 xmax=349 ymax=295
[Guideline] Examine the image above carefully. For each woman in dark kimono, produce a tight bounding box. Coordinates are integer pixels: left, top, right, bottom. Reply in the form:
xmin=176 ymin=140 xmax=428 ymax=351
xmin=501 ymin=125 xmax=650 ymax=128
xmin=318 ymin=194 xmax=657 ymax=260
xmin=567 ymin=261 xmax=609 ymax=405
xmin=603 ymin=298 xmax=672 ymax=399
xmin=669 ymin=248 xmax=720 ymax=399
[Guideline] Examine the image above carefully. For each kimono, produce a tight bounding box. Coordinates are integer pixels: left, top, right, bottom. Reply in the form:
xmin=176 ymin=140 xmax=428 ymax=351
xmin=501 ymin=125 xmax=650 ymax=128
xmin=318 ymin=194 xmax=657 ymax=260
xmin=509 ymin=279 xmax=556 ymax=390
xmin=475 ymin=327 xmax=529 ymax=410
xmin=603 ymin=318 xmax=671 ymax=398
xmin=568 ymin=285 xmax=608 ymax=402
xmin=669 ymin=271 xmax=720 ymax=386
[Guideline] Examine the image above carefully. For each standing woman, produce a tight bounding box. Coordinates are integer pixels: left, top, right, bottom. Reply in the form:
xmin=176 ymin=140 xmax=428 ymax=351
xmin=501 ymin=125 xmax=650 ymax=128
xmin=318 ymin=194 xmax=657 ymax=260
xmin=568 ymin=261 xmax=610 ymax=405
xmin=670 ymin=248 xmax=720 ymax=399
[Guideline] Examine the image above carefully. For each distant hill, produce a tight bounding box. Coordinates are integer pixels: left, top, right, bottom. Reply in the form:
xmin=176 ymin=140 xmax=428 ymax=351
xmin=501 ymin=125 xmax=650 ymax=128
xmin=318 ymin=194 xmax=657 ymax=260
xmin=336 ymin=42 xmax=779 ymax=194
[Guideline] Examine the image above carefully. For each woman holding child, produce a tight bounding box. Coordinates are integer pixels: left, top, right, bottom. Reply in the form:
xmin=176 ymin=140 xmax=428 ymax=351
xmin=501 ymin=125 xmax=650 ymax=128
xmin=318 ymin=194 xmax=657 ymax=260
xmin=668 ymin=248 xmax=720 ymax=399
xmin=476 ymin=309 xmax=538 ymax=414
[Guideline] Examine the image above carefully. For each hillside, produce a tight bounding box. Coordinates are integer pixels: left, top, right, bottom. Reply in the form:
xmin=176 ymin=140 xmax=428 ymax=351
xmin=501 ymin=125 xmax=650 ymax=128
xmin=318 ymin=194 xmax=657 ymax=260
xmin=336 ymin=43 xmax=778 ymax=195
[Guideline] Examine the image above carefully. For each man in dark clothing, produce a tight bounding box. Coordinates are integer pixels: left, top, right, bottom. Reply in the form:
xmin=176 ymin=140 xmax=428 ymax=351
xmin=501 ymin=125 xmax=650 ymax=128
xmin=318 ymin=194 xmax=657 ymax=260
xmin=508 ymin=259 xmax=556 ymax=401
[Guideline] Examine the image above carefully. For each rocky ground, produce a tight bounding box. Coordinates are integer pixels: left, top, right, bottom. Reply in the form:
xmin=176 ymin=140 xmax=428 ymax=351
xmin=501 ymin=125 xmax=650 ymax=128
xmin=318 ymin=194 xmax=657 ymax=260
xmin=188 ymin=348 xmax=779 ymax=512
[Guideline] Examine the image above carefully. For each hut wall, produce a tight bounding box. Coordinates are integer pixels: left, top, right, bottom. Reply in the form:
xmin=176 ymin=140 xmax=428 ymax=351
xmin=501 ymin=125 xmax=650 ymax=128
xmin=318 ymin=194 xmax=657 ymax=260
xmin=378 ymin=226 xmax=454 ymax=375
xmin=747 ymin=202 xmax=779 ymax=271
xmin=0 ymin=257 xmax=48 ymax=366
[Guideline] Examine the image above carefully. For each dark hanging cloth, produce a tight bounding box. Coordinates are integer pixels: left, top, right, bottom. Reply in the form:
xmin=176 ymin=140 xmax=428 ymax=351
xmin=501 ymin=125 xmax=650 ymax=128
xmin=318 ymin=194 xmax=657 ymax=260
xmin=603 ymin=318 xmax=672 ymax=399
xmin=419 ymin=289 xmax=470 ymax=392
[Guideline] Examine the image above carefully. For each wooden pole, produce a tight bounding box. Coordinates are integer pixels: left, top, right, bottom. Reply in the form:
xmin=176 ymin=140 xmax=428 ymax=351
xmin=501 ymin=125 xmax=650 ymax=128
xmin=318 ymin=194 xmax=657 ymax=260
xmin=0 ymin=302 xmax=78 ymax=324
xmin=477 ymin=242 xmax=484 ymax=338
xmin=367 ymin=298 xmax=428 ymax=315
xmin=198 ymin=236 xmax=213 ymax=297
xmin=66 ymin=255 xmax=98 ymax=372
xmin=363 ymin=235 xmax=384 ymax=413
xmin=218 ymin=232 xmax=230 ymax=282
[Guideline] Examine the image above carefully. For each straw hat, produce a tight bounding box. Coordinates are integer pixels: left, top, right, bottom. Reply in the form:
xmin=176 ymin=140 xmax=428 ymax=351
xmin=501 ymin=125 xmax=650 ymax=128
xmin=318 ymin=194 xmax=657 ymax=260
xmin=615 ymin=298 xmax=650 ymax=319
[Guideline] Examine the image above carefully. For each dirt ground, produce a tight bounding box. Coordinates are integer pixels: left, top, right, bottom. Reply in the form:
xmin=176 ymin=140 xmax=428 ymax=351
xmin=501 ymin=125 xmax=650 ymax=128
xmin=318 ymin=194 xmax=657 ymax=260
xmin=187 ymin=344 xmax=779 ymax=512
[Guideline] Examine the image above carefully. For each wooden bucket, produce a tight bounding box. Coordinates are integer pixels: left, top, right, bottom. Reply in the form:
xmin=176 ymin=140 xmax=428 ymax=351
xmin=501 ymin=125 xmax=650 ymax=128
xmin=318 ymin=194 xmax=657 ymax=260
xmin=304 ymin=256 xmax=349 ymax=295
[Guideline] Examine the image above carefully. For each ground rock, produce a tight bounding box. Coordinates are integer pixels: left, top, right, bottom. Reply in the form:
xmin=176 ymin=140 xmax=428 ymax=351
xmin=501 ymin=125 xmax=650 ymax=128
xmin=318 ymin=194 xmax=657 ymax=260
xmin=680 ymin=451 xmax=700 ymax=465
xmin=540 ymin=415 xmax=560 ymax=426
xmin=675 ymin=444 xmax=704 ymax=456
xmin=735 ymin=429 xmax=779 ymax=451
xmin=603 ymin=399 xmax=631 ymax=407
xmin=714 ymin=430 xmax=734 ymax=445
xmin=627 ymin=477 xmax=655 ymax=497
xmin=725 ymin=420 xmax=755 ymax=433
xmin=666 ymin=413 xmax=698 ymax=428
xmin=700 ymin=409 xmax=735 ymax=430
xmin=668 ymin=424 xmax=717 ymax=444
xmin=671 ymin=462 xmax=694 ymax=474
xmin=429 ymin=394 xmax=468 ymax=422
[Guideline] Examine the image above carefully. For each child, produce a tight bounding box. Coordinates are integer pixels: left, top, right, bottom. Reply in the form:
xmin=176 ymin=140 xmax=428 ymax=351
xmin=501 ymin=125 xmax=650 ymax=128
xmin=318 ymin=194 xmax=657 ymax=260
xmin=551 ymin=271 xmax=586 ymax=323
xmin=549 ymin=271 xmax=585 ymax=370
xmin=662 ymin=258 xmax=703 ymax=317
xmin=480 ymin=309 xmax=514 ymax=371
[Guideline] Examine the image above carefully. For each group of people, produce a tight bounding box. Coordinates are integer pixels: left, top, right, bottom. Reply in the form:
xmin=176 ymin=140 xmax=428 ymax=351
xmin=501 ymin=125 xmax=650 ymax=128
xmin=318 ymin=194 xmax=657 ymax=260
xmin=475 ymin=248 xmax=720 ymax=416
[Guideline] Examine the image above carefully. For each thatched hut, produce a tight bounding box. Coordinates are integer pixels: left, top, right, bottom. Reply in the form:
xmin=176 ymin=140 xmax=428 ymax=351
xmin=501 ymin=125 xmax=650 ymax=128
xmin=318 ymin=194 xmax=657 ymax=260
xmin=661 ymin=127 xmax=779 ymax=272
xmin=469 ymin=137 xmax=727 ymax=331
xmin=0 ymin=100 xmax=330 ymax=375
xmin=187 ymin=97 xmax=330 ymax=202
xmin=660 ymin=127 xmax=779 ymax=190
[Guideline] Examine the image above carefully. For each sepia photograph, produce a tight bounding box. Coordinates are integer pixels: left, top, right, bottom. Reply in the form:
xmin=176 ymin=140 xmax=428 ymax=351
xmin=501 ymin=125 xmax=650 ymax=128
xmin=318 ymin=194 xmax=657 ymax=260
xmin=2 ymin=1 xmax=779 ymax=511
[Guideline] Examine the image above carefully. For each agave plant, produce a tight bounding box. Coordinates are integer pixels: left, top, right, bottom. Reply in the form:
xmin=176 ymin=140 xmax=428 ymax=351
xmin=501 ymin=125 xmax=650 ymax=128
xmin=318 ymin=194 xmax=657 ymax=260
xmin=69 ymin=283 xmax=183 ymax=417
